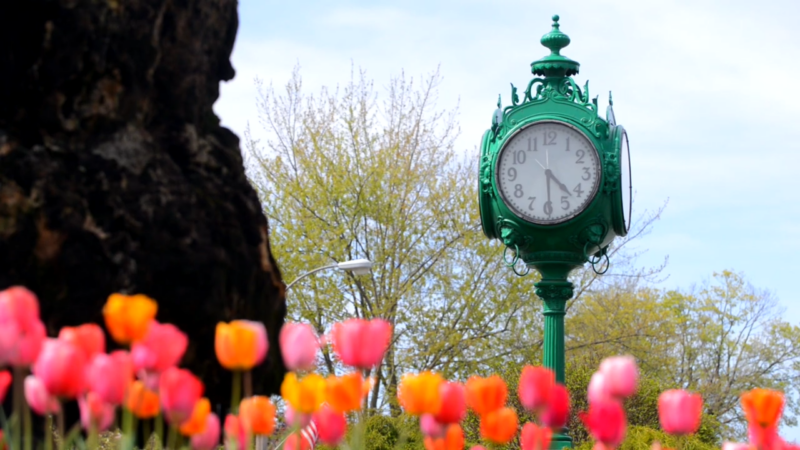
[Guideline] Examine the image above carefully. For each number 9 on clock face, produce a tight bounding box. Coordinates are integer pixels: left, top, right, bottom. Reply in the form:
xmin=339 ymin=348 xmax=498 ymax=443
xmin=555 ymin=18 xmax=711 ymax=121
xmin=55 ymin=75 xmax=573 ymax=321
xmin=496 ymin=121 xmax=601 ymax=225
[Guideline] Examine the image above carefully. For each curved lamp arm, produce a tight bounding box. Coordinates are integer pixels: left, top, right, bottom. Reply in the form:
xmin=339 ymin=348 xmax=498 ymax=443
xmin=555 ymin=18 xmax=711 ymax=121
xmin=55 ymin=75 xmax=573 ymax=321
xmin=285 ymin=263 xmax=340 ymax=291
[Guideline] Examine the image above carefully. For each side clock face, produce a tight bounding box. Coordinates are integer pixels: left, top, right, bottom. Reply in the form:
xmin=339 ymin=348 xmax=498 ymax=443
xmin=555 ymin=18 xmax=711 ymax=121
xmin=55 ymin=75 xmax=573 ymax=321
xmin=496 ymin=121 xmax=601 ymax=225
xmin=619 ymin=130 xmax=632 ymax=233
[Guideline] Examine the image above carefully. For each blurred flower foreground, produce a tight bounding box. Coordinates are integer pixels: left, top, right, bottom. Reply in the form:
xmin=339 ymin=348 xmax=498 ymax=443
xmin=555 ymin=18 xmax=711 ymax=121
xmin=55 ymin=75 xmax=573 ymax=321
xmin=0 ymin=286 xmax=790 ymax=450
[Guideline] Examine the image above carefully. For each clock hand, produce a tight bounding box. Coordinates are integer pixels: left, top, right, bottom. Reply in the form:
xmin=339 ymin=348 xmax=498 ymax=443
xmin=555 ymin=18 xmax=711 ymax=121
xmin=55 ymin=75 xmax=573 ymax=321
xmin=544 ymin=169 xmax=553 ymax=215
xmin=549 ymin=172 xmax=572 ymax=196
xmin=534 ymin=159 xmax=546 ymax=170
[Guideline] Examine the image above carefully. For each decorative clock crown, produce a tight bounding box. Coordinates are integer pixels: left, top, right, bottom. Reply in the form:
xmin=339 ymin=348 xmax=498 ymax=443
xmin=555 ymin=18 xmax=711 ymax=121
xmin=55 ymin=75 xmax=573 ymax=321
xmin=531 ymin=15 xmax=580 ymax=77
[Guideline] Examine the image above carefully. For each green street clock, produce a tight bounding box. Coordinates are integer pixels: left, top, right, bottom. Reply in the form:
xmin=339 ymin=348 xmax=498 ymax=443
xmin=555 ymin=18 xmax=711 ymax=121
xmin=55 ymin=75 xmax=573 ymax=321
xmin=478 ymin=15 xmax=632 ymax=449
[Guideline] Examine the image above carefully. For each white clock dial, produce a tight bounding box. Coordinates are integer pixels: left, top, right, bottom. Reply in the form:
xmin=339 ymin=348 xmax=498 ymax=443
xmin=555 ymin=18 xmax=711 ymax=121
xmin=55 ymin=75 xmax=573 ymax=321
xmin=496 ymin=121 xmax=601 ymax=224
xmin=620 ymin=130 xmax=632 ymax=233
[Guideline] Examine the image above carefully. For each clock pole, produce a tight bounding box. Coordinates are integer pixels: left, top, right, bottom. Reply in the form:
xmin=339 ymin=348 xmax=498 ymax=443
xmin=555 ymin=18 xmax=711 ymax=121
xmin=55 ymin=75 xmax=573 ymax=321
xmin=478 ymin=15 xmax=632 ymax=450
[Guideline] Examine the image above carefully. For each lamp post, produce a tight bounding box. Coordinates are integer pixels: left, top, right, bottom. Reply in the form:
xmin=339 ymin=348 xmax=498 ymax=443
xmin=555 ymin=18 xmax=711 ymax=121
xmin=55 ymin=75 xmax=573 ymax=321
xmin=285 ymin=258 xmax=374 ymax=290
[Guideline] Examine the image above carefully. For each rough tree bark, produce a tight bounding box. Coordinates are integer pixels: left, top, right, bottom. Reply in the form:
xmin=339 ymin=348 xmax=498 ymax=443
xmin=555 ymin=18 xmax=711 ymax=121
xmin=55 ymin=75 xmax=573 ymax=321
xmin=0 ymin=0 xmax=286 ymax=416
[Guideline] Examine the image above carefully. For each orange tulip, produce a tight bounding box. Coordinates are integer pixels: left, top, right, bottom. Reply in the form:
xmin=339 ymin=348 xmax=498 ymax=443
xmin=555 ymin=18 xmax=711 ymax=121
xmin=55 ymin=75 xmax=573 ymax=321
xmin=126 ymin=380 xmax=160 ymax=419
xmin=398 ymin=372 xmax=444 ymax=416
xmin=741 ymin=389 xmax=784 ymax=428
xmin=239 ymin=396 xmax=276 ymax=436
xmin=424 ymin=424 xmax=465 ymax=450
xmin=58 ymin=324 xmax=105 ymax=360
xmin=466 ymin=375 xmax=507 ymax=416
xmin=215 ymin=321 xmax=268 ymax=371
xmin=103 ymin=294 xmax=157 ymax=344
xmin=180 ymin=398 xmax=211 ymax=436
xmin=480 ymin=407 xmax=518 ymax=444
xmin=281 ymin=372 xmax=326 ymax=414
xmin=326 ymin=372 xmax=365 ymax=413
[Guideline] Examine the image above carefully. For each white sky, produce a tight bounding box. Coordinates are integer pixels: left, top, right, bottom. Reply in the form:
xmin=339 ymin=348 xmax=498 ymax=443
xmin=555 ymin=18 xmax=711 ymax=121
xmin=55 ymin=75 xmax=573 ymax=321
xmin=215 ymin=0 xmax=800 ymax=438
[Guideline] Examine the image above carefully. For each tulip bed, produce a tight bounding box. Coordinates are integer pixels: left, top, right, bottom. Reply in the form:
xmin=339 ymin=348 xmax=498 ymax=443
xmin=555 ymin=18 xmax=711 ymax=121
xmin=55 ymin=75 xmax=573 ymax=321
xmin=0 ymin=286 xmax=790 ymax=450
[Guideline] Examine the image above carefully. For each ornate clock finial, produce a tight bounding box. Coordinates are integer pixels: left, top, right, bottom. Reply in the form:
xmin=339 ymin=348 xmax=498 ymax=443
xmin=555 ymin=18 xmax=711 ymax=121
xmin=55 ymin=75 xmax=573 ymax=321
xmin=531 ymin=14 xmax=580 ymax=77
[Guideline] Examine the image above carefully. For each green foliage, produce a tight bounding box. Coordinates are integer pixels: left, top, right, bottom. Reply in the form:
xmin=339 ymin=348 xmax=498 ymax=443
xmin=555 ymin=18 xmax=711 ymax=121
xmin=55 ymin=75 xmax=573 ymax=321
xmin=573 ymin=426 xmax=719 ymax=450
xmin=316 ymin=414 xmax=425 ymax=450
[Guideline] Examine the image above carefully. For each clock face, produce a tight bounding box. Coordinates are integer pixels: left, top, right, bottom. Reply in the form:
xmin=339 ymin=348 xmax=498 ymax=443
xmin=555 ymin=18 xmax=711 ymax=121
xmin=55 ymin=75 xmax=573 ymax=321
xmin=620 ymin=130 xmax=632 ymax=232
xmin=496 ymin=121 xmax=601 ymax=224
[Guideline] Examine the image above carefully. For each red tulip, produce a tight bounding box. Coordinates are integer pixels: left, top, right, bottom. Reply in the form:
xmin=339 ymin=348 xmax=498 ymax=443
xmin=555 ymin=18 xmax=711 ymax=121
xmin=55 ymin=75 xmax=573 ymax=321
xmin=331 ymin=318 xmax=392 ymax=369
xmin=32 ymin=338 xmax=86 ymax=399
xmin=24 ymin=375 xmax=60 ymax=415
xmin=658 ymin=389 xmax=703 ymax=435
xmin=313 ymin=404 xmax=346 ymax=445
xmin=131 ymin=321 xmax=188 ymax=373
xmin=748 ymin=424 xmax=781 ymax=450
xmin=280 ymin=323 xmax=319 ymax=371
xmin=224 ymin=414 xmax=247 ymax=450
xmin=420 ymin=414 xmax=445 ymax=437
xmin=0 ymin=287 xmax=46 ymax=367
xmin=0 ymin=371 xmax=11 ymax=404
xmin=540 ymin=383 xmax=570 ymax=429
xmin=587 ymin=371 xmax=612 ymax=405
xmin=86 ymin=351 xmax=134 ymax=405
xmin=159 ymin=367 xmax=204 ymax=424
xmin=435 ymin=382 xmax=466 ymax=424
xmin=598 ymin=356 xmax=638 ymax=399
xmin=79 ymin=391 xmax=115 ymax=431
xmin=191 ymin=413 xmax=221 ymax=450
xmin=283 ymin=433 xmax=312 ymax=450
xmin=520 ymin=423 xmax=553 ymax=450
xmin=580 ymin=399 xmax=627 ymax=448
xmin=518 ymin=366 xmax=555 ymax=412
xmin=58 ymin=324 xmax=105 ymax=361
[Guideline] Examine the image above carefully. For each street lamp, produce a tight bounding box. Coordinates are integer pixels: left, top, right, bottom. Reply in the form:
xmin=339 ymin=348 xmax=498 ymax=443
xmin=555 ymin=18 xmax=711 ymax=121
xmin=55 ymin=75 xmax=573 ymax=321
xmin=285 ymin=258 xmax=373 ymax=290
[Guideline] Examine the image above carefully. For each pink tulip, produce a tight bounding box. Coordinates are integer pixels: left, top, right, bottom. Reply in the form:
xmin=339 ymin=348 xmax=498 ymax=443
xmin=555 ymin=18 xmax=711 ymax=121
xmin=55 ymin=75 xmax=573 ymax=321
xmin=420 ymin=414 xmax=445 ymax=437
xmin=658 ymin=389 xmax=703 ymax=435
xmin=541 ymin=384 xmax=570 ymax=429
xmin=285 ymin=404 xmax=311 ymax=428
xmin=79 ymin=391 xmax=116 ymax=431
xmin=470 ymin=447 xmax=488 ymax=450
xmin=0 ymin=371 xmax=11 ymax=404
xmin=32 ymin=338 xmax=87 ymax=399
xmin=435 ymin=382 xmax=466 ymax=424
xmin=598 ymin=356 xmax=638 ymax=399
xmin=280 ymin=323 xmax=319 ymax=371
xmin=160 ymin=367 xmax=204 ymax=424
xmin=58 ymin=324 xmax=106 ymax=360
xmin=86 ymin=351 xmax=134 ymax=405
xmin=191 ymin=413 xmax=221 ymax=450
xmin=722 ymin=443 xmax=754 ymax=450
xmin=0 ymin=287 xmax=46 ymax=367
xmin=313 ymin=405 xmax=346 ymax=445
xmin=331 ymin=318 xmax=392 ymax=369
xmin=24 ymin=375 xmax=60 ymax=415
xmin=518 ymin=366 xmax=555 ymax=412
xmin=224 ymin=414 xmax=247 ymax=450
xmin=587 ymin=372 xmax=612 ymax=405
xmin=131 ymin=321 xmax=188 ymax=373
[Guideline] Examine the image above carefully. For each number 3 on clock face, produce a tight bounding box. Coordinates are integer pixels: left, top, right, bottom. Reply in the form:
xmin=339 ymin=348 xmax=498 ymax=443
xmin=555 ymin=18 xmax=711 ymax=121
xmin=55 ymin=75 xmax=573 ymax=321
xmin=495 ymin=121 xmax=601 ymax=225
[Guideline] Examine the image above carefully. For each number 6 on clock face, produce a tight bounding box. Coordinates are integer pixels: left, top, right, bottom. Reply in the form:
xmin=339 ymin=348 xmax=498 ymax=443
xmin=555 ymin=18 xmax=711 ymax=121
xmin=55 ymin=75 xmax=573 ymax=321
xmin=495 ymin=121 xmax=601 ymax=225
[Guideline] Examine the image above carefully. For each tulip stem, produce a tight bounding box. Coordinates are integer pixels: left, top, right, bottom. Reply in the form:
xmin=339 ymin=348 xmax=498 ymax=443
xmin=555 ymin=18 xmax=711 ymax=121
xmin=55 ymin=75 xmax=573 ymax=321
xmin=232 ymin=371 xmax=242 ymax=414
xmin=56 ymin=407 xmax=64 ymax=450
xmin=143 ymin=420 xmax=152 ymax=448
xmin=155 ymin=412 xmax=164 ymax=450
xmin=87 ymin=424 xmax=98 ymax=450
xmin=21 ymin=389 xmax=31 ymax=450
xmin=244 ymin=370 xmax=253 ymax=399
xmin=166 ymin=425 xmax=177 ymax=450
xmin=11 ymin=367 xmax=23 ymax=450
xmin=44 ymin=415 xmax=52 ymax=450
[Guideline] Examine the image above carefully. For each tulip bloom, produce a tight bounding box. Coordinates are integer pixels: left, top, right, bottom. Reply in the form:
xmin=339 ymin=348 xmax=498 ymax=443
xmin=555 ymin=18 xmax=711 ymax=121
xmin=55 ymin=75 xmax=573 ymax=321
xmin=131 ymin=321 xmax=188 ymax=373
xmin=126 ymin=380 xmax=160 ymax=419
xmin=24 ymin=375 xmax=60 ymax=415
xmin=420 ymin=414 xmax=445 ymax=437
xmin=326 ymin=372 xmax=364 ymax=413
xmin=518 ymin=366 xmax=555 ymax=412
xmin=722 ymin=443 xmax=755 ymax=450
xmin=658 ymin=389 xmax=703 ymax=435
xmin=224 ymin=414 xmax=248 ymax=450
xmin=580 ymin=399 xmax=627 ymax=448
xmin=541 ymin=384 xmax=570 ymax=429
xmin=0 ymin=371 xmax=10 ymax=404
xmin=239 ymin=396 xmax=276 ymax=436
xmin=331 ymin=318 xmax=392 ymax=369
xmin=58 ymin=324 xmax=105 ymax=360
xmin=79 ymin=392 xmax=115 ymax=431
xmin=466 ymin=375 xmax=507 ymax=417
xmin=587 ymin=371 xmax=612 ymax=405
xmin=479 ymin=407 xmax=518 ymax=444
xmin=741 ymin=388 xmax=784 ymax=429
xmin=103 ymin=293 xmax=158 ymax=344
xmin=280 ymin=323 xmax=319 ymax=372
xmin=284 ymin=433 xmax=312 ymax=450
xmin=215 ymin=320 xmax=268 ymax=371
xmin=191 ymin=413 xmax=221 ymax=450
xmin=32 ymin=338 xmax=86 ymax=399
xmin=0 ymin=287 xmax=46 ymax=367
xmin=160 ymin=367 xmax=204 ymax=424
xmin=424 ymin=424 xmax=464 ymax=450
xmin=86 ymin=351 xmax=134 ymax=405
xmin=435 ymin=382 xmax=466 ymax=424
xmin=180 ymin=398 xmax=211 ymax=436
xmin=281 ymin=372 xmax=326 ymax=414
xmin=521 ymin=422 xmax=553 ymax=450
xmin=398 ymin=371 xmax=444 ymax=416
xmin=598 ymin=355 xmax=638 ymax=399
xmin=313 ymin=404 xmax=346 ymax=445
xmin=285 ymin=405 xmax=311 ymax=428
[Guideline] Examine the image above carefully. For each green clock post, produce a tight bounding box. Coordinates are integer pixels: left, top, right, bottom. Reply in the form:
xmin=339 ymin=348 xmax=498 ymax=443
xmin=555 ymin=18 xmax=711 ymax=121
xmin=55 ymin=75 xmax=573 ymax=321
xmin=478 ymin=15 xmax=633 ymax=449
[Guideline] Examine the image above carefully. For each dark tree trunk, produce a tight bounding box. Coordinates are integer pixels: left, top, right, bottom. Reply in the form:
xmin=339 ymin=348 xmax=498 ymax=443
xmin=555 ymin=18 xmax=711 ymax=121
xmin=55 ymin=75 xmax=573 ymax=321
xmin=0 ymin=0 xmax=286 ymax=419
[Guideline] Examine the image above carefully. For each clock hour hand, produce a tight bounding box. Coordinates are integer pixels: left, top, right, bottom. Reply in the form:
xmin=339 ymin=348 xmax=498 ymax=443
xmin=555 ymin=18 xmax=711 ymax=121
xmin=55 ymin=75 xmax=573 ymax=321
xmin=549 ymin=171 xmax=572 ymax=196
